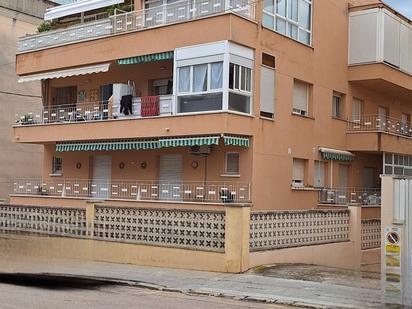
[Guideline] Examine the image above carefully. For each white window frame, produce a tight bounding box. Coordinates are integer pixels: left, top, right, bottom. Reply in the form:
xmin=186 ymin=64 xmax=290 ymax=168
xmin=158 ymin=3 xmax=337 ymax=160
xmin=314 ymin=160 xmax=326 ymax=188
xmin=332 ymin=92 xmax=343 ymax=119
xmin=228 ymin=63 xmax=253 ymax=114
xmin=225 ymin=152 xmax=240 ymax=175
xmin=262 ymin=0 xmax=313 ymax=46
xmin=292 ymin=158 xmax=305 ymax=187
xmin=292 ymin=79 xmax=309 ymax=116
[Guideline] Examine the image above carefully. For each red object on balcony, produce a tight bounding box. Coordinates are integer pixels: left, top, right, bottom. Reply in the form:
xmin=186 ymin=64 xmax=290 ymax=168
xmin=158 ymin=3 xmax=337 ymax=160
xmin=141 ymin=96 xmax=160 ymax=117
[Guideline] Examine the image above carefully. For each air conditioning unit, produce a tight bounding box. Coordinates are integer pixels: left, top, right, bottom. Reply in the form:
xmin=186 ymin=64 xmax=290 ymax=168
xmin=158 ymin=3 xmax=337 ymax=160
xmin=190 ymin=145 xmax=212 ymax=155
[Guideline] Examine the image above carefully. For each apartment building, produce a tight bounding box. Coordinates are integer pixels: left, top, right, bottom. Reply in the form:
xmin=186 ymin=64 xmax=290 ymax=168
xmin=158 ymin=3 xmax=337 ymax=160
xmin=0 ymin=0 xmax=56 ymax=200
xmin=10 ymin=0 xmax=410 ymax=217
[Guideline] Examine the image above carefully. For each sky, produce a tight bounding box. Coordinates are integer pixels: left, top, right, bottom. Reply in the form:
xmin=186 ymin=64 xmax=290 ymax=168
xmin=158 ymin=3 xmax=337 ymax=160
xmin=383 ymin=0 xmax=412 ymax=19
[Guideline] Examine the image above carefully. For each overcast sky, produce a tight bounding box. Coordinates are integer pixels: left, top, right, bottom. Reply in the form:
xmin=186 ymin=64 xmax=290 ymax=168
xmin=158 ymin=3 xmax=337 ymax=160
xmin=384 ymin=0 xmax=412 ymax=18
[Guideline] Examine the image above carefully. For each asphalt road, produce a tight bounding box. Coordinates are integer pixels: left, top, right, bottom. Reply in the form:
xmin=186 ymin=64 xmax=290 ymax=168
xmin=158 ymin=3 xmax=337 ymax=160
xmin=0 ymin=274 xmax=288 ymax=309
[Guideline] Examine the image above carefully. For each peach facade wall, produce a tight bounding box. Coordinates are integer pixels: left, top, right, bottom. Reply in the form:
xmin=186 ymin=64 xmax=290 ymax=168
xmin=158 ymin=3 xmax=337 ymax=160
xmin=13 ymin=0 xmax=410 ymax=211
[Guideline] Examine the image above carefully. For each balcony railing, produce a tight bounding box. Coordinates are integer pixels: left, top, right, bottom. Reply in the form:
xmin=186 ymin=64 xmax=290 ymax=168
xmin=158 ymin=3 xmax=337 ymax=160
xmin=12 ymin=178 xmax=251 ymax=204
xmin=18 ymin=0 xmax=255 ymax=52
xmin=318 ymin=187 xmax=381 ymax=206
xmin=347 ymin=115 xmax=412 ymax=138
xmin=14 ymin=95 xmax=173 ymax=125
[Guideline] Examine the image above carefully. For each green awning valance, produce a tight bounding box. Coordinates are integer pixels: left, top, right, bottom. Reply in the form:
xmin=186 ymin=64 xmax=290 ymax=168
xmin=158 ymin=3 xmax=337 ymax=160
xmin=319 ymin=147 xmax=354 ymax=162
xmin=223 ymin=135 xmax=250 ymax=147
xmin=159 ymin=136 xmax=220 ymax=148
xmin=117 ymin=51 xmax=174 ymax=65
xmin=56 ymin=135 xmax=250 ymax=152
xmin=56 ymin=140 xmax=159 ymax=152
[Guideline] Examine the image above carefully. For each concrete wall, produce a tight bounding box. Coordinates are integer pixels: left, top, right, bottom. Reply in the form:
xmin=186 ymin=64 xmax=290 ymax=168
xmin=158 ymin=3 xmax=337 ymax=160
xmin=0 ymin=3 xmax=49 ymax=201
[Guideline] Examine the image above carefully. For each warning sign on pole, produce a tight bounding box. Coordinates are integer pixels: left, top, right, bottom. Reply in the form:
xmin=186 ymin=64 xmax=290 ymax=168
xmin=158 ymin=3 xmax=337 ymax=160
xmin=383 ymin=225 xmax=402 ymax=305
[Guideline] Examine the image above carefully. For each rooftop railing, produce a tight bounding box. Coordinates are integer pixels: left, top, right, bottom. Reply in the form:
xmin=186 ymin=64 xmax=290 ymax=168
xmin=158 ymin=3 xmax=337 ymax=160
xmin=12 ymin=178 xmax=252 ymax=204
xmin=347 ymin=115 xmax=412 ymax=139
xmin=19 ymin=0 xmax=256 ymax=52
xmin=318 ymin=187 xmax=381 ymax=207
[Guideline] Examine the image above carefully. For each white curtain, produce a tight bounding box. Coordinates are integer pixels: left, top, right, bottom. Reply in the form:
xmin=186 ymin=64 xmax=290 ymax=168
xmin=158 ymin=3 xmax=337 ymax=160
xmin=193 ymin=64 xmax=208 ymax=92
xmin=178 ymin=66 xmax=190 ymax=93
xmin=210 ymin=62 xmax=223 ymax=89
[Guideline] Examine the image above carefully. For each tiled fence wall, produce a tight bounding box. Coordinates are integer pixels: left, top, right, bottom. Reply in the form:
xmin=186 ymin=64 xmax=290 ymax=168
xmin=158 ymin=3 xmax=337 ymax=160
xmin=249 ymin=210 xmax=350 ymax=251
xmin=93 ymin=206 xmax=225 ymax=252
xmin=361 ymin=219 xmax=381 ymax=250
xmin=0 ymin=204 xmax=86 ymax=238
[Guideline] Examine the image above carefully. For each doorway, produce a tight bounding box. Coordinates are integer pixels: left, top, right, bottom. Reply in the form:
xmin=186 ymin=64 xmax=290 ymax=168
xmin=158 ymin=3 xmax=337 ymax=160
xmin=92 ymin=155 xmax=112 ymax=199
xmin=159 ymin=154 xmax=183 ymax=200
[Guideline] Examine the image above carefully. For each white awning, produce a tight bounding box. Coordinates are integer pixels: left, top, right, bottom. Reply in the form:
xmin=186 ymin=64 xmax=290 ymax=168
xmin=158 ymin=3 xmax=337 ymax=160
xmin=18 ymin=63 xmax=111 ymax=83
xmin=45 ymin=0 xmax=125 ymax=21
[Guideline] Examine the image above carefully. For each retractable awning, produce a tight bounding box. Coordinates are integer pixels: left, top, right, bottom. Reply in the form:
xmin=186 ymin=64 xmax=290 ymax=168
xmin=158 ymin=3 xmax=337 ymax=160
xmin=18 ymin=63 xmax=110 ymax=83
xmin=223 ymin=135 xmax=250 ymax=147
xmin=56 ymin=135 xmax=250 ymax=152
xmin=45 ymin=0 xmax=125 ymax=21
xmin=56 ymin=139 xmax=159 ymax=152
xmin=117 ymin=51 xmax=174 ymax=65
xmin=319 ymin=147 xmax=354 ymax=161
xmin=159 ymin=136 xmax=220 ymax=148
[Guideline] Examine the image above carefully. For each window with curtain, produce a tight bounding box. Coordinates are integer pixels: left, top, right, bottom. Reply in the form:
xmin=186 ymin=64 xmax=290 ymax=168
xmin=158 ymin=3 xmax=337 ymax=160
xmin=292 ymin=158 xmax=305 ymax=187
xmin=225 ymin=152 xmax=240 ymax=175
xmin=228 ymin=63 xmax=252 ymax=114
xmin=177 ymin=62 xmax=223 ymax=113
xmin=352 ymin=98 xmax=363 ymax=121
xmin=262 ymin=0 xmax=312 ymax=45
xmin=293 ymin=80 xmax=309 ymax=116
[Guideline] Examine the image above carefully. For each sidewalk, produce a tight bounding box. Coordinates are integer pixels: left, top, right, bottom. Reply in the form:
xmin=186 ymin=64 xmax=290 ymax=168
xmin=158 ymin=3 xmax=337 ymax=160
xmin=0 ymin=252 xmax=382 ymax=309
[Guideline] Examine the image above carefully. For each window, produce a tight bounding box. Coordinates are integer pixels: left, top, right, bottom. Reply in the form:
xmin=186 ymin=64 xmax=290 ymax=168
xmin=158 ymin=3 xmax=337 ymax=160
xmin=263 ymin=0 xmax=312 ymax=45
xmin=262 ymin=53 xmax=276 ymax=68
xmin=52 ymin=156 xmax=62 ymax=174
xmin=292 ymin=158 xmax=305 ymax=187
xmin=352 ymin=98 xmax=363 ymax=121
xmin=229 ymin=63 xmax=252 ymax=114
xmin=152 ymin=78 xmax=173 ymax=95
xmin=293 ymin=80 xmax=309 ymax=116
xmin=260 ymin=65 xmax=275 ymax=118
xmin=332 ymin=92 xmax=343 ymax=119
xmin=314 ymin=161 xmax=325 ymax=188
xmin=177 ymin=62 xmax=223 ymax=113
xmin=225 ymin=152 xmax=240 ymax=175
xmin=384 ymin=153 xmax=412 ymax=176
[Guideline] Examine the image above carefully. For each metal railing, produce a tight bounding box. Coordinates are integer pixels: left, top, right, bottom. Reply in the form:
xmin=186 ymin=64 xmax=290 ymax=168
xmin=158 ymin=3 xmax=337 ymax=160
xmin=318 ymin=187 xmax=381 ymax=206
xmin=19 ymin=0 xmax=255 ymax=52
xmin=347 ymin=115 xmax=412 ymax=138
xmin=14 ymin=95 xmax=173 ymax=125
xmin=12 ymin=178 xmax=252 ymax=204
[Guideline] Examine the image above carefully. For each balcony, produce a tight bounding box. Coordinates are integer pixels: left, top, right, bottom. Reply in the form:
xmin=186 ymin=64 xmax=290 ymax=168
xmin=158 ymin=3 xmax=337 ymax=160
xmin=12 ymin=178 xmax=251 ymax=204
xmin=348 ymin=7 xmax=412 ymax=98
xmin=318 ymin=188 xmax=381 ymax=207
xmin=18 ymin=0 xmax=255 ymax=53
xmin=346 ymin=115 xmax=412 ymax=154
xmin=15 ymin=96 xmax=173 ymax=126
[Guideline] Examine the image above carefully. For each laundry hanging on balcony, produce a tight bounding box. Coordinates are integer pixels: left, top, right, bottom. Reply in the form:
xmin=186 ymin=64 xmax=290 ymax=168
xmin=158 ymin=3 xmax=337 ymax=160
xmin=117 ymin=51 xmax=174 ymax=65
xmin=319 ymin=147 xmax=354 ymax=162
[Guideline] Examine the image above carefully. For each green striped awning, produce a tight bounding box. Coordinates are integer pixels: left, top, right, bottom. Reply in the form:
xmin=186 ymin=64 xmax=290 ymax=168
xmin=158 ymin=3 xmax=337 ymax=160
xmin=223 ymin=135 xmax=250 ymax=147
xmin=319 ymin=147 xmax=354 ymax=162
xmin=56 ymin=140 xmax=159 ymax=152
xmin=117 ymin=51 xmax=174 ymax=65
xmin=159 ymin=136 xmax=220 ymax=148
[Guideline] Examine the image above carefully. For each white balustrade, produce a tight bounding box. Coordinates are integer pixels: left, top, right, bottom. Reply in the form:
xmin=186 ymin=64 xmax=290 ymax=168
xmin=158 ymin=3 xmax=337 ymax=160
xmin=318 ymin=187 xmax=381 ymax=206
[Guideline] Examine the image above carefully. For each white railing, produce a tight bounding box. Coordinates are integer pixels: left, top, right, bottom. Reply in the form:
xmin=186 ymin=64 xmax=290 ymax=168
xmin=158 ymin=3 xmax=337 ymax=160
xmin=12 ymin=178 xmax=252 ymax=204
xmin=347 ymin=115 xmax=412 ymax=138
xmin=18 ymin=0 xmax=255 ymax=52
xmin=318 ymin=187 xmax=381 ymax=206
xmin=14 ymin=95 xmax=173 ymax=125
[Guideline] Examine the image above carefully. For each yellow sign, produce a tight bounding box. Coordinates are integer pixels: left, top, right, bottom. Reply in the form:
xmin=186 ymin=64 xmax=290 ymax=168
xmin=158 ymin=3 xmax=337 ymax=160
xmin=386 ymin=244 xmax=400 ymax=254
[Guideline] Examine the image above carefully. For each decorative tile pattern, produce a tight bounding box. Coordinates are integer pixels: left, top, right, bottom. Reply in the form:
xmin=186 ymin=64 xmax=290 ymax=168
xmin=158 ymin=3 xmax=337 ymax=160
xmin=250 ymin=210 xmax=350 ymax=251
xmin=0 ymin=204 xmax=86 ymax=238
xmin=93 ymin=206 xmax=225 ymax=252
xmin=361 ymin=219 xmax=381 ymax=250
